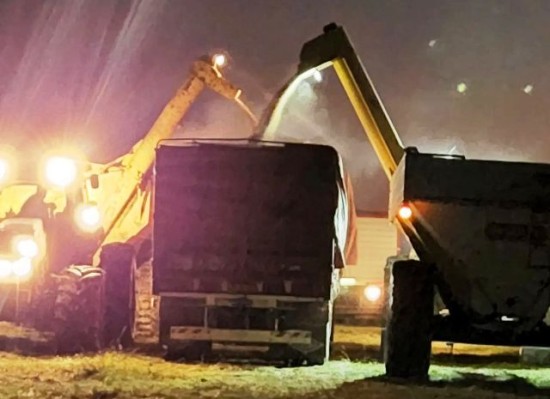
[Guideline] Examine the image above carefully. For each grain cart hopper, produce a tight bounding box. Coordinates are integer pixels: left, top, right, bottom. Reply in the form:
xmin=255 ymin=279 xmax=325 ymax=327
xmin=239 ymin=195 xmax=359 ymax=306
xmin=152 ymin=139 xmax=356 ymax=365
xmin=255 ymin=22 xmax=550 ymax=379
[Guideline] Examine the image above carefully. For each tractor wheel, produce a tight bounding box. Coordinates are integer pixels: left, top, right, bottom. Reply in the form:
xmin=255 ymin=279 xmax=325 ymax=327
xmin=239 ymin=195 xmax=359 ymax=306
xmin=99 ymin=243 xmax=136 ymax=349
xmin=384 ymin=260 xmax=433 ymax=380
xmin=53 ymin=265 xmax=105 ymax=355
xmin=24 ymin=278 xmax=57 ymax=331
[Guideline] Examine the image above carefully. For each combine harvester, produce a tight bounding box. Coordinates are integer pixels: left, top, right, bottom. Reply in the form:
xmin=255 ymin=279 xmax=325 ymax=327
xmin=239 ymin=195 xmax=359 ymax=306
xmin=256 ymin=23 xmax=550 ymax=378
xmin=0 ymin=53 xmax=256 ymax=352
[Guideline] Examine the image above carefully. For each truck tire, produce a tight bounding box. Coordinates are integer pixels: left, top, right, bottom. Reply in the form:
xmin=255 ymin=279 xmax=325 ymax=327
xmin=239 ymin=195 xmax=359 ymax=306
xmin=384 ymin=260 xmax=433 ymax=380
xmin=308 ymin=304 xmax=335 ymax=366
xmin=287 ymin=301 xmax=334 ymax=366
xmin=53 ymin=265 xmax=105 ymax=355
xmin=99 ymin=243 xmax=136 ymax=349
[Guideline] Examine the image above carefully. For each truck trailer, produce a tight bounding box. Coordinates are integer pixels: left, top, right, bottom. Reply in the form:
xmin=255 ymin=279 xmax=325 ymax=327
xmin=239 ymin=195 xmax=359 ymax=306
xmin=152 ymin=139 xmax=356 ymax=365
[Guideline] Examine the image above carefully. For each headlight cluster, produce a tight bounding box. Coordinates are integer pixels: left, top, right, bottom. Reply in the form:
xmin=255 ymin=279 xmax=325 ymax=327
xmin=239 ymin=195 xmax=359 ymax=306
xmin=339 ymin=276 xmax=383 ymax=303
xmin=0 ymin=236 xmax=40 ymax=279
xmin=0 ymin=257 xmax=32 ymax=278
xmin=0 ymin=152 xmax=102 ymax=232
xmin=0 ymin=155 xmax=80 ymax=188
xmin=15 ymin=237 xmax=39 ymax=258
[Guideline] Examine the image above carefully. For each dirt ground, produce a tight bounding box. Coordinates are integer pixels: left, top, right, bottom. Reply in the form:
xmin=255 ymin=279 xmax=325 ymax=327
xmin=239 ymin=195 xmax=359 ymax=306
xmin=0 ymin=323 xmax=548 ymax=399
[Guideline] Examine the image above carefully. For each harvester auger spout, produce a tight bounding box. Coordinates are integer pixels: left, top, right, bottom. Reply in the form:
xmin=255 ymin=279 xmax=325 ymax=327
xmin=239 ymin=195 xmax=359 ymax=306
xmin=253 ymin=23 xmax=405 ymax=179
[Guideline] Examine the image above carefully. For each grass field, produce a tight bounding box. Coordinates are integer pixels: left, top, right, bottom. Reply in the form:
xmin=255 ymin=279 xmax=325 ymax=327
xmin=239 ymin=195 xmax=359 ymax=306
xmin=0 ymin=323 xmax=548 ymax=399
xmin=334 ymin=325 xmax=519 ymax=360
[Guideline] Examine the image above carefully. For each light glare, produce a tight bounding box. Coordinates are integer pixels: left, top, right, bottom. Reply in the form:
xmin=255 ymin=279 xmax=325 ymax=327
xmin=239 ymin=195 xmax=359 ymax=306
xmin=12 ymin=257 xmax=32 ymax=277
xmin=16 ymin=238 xmax=39 ymax=258
xmin=0 ymin=158 xmax=7 ymax=182
xmin=456 ymin=82 xmax=468 ymax=93
xmin=313 ymin=70 xmax=323 ymax=83
xmin=213 ymin=54 xmax=226 ymax=68
xmin=45 ymin=156 xmax=78 ymax=188
xmin=340 ymin=277 xmax=357 ymax=286
xmin=0 ymin=260 xmax=12 ymax=277
xmin=76 ymin=204 xmax=101 ymax=231
xmin=398 ymin=205 xmax=413 ymax=219
xmin=364 ymin=284 xmax=382 ymax=302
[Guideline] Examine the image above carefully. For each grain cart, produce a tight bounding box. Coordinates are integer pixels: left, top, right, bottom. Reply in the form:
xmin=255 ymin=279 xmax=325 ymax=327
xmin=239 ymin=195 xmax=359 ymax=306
xmin=0 ymin=54 xmax=256 ymax=352
xmin=255 ymin=22 xmax=550 ymax=379
xmin=152 ymin=139 xmax=355 ymax=365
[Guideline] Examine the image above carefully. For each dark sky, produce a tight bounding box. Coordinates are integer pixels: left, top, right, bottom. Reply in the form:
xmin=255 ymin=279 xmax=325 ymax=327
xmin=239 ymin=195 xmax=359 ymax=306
xmin=0 ymin=0 xmax=548 ymax=211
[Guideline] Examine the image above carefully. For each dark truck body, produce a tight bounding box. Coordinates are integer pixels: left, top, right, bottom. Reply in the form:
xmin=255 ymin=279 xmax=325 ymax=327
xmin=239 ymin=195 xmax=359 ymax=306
xmin=389 ymin=150 xmax=550 ymax=345
xmin=152 ymin=139 xmax=353 ymax=364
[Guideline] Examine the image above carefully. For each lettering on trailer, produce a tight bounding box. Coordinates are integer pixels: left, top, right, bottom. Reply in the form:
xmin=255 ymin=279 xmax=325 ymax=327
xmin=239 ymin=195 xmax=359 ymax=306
xmin=485 ymin=222 xmax=547 ymax=246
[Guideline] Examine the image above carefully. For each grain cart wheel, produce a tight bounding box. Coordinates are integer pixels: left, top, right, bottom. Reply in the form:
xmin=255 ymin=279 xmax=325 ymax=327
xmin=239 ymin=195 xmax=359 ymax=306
xmin=53 ymin=265 xmax=105 ymax=355
xmin=99 ymin=243 xmax=136 ymax=349
xmin=384 ymin=260 xmax=433 ymax=380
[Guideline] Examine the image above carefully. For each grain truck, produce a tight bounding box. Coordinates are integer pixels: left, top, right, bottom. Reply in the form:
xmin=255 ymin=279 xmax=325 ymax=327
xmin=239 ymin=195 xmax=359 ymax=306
xmin=152 ymin=139 xmax=356 ymax=365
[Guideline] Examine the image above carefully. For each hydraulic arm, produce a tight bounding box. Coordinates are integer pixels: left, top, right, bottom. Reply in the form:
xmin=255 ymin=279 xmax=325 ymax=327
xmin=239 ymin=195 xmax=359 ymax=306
xmin=255 ymin=23 xmax=404 ymax=179
xmin=94 ymin=56 xmax=257 ymax=260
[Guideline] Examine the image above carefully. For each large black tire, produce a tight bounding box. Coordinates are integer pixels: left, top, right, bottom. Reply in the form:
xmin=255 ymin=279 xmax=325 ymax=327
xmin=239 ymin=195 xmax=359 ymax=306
xmin=307 ymin=303 xmax=334 ymax=366
xmin=53 ymin=265 xmax=105 ymax=355
xmin=99 ymin=243 xmax=136 ymax=349
xmin=286 ymin=301 xmax=334 ymax=367
xmin=24 ymin=278 xmax=57 ymax=331
xmin=384 ymin=260 xmax=433 ymax=380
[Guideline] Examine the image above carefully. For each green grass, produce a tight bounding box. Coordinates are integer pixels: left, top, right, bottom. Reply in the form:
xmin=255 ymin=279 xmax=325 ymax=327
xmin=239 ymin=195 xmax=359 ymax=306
xmin=0 ymin=351 xmax=549 ymax=399
xmin=0 ymin=352 xmax=377 ymax=399
xmin=0 ymin=323 xmax=549 ymax=398
xmin=0 ymin=322 xmax=51 ymax=342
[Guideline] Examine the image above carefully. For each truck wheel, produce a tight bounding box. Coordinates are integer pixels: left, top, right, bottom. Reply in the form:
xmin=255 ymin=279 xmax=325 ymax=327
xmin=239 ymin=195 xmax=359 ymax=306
xmin=99 ymin=243 xmax=136 ymax=349
xmin=384 ymin=260 xmax=433 ymax=380
xmin=53 ymin=265 xmax=105 ymax=354
xmin=300 ymin=302 xmax=334 ymax=366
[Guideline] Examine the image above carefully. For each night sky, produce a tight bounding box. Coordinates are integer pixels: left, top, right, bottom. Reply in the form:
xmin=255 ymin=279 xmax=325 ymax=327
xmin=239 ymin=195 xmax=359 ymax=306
xmin=0 ymin=0 xmax=548 ymax=211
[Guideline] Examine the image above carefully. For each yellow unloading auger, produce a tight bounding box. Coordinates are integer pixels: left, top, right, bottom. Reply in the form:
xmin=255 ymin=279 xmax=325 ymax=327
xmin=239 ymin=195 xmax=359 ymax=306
xmin=90 ymin=54 xmax=258 ymax=264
